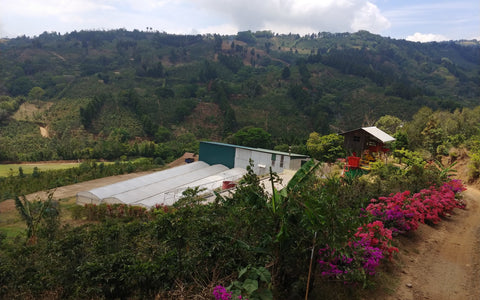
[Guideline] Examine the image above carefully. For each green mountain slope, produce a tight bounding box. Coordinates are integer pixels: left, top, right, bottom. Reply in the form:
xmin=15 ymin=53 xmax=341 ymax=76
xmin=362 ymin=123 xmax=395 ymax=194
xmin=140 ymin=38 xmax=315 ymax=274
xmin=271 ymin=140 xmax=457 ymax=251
xmin=0 ymin=30 xmax=478 ymax=161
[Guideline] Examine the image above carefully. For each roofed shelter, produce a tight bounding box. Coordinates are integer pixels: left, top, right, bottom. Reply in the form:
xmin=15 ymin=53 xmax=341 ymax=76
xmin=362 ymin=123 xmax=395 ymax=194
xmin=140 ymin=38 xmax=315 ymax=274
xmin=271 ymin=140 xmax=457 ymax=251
xmin=340 ymin=126 xmax=395 ymax=157
xmin=76 ymin=161 xmax=247 ymax=207
xmin=199 ymin=141 xmax=310 ymax=176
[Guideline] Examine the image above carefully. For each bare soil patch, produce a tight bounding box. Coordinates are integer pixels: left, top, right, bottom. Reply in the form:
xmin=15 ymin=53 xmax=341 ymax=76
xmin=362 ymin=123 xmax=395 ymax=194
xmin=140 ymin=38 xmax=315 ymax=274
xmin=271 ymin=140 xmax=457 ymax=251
xmin=13 ymin=101 xmax=53 ymax=122
xmin=39 ymin=126 xmax=49 ymax=137
xmin=168 ymin=152 xmax=198 ymax=168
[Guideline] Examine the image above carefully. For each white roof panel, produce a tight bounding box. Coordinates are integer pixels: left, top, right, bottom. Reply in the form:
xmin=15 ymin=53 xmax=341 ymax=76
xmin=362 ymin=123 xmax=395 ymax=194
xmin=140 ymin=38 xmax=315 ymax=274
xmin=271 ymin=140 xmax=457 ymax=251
xmin=85 ymin=161 xmax=209 ymax=199
xmin=135 ymin=167 xmax=247 ymax=208
xmin=362 ymin=126 xmax=396 ymax=143
xmin=104 ymin=164 xmax=229 ymax=205
xmin=78 ymin=162 xmax=249 ymax=208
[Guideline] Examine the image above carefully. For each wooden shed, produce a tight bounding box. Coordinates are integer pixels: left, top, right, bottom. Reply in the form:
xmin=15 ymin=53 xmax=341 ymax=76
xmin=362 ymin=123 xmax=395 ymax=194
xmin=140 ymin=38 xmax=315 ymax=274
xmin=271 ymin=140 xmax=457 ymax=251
xmin=340 ymin=126 xmax=395 ymax=157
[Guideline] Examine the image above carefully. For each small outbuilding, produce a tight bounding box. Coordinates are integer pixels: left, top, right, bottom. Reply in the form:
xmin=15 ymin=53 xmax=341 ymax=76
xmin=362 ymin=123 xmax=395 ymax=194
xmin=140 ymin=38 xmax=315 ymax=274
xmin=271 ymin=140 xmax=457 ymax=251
xmin=199 ymin=141 xmax=310 ymax=175
xmin=340 ymin=126 xmax=395 ymax=156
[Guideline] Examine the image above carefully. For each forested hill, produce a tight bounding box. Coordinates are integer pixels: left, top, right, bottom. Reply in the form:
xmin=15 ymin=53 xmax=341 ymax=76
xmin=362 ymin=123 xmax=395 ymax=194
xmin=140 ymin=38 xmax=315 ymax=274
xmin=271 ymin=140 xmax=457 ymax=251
xmin=0 ymin=29 xmax=479 ymax=161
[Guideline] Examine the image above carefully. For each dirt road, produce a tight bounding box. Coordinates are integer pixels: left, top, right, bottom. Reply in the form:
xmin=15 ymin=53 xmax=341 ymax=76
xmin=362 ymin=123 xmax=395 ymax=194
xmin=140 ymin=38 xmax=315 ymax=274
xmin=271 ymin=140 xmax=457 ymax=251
xmin=0 ymin=153 xmax=198 ymax=213
xmin=0 ymin=170 xmax=155 ymax=213
xmin=386 ymin=186 xmax=480 ymax=300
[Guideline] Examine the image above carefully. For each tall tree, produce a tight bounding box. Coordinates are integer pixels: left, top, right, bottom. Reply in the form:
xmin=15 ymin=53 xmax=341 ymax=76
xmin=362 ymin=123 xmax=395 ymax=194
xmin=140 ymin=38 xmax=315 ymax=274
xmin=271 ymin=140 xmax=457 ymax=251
xmin=375 ymin=115 xmax=403 ymax=135
xmin=230 ymin=127 xmax=272 ymax=149
xmin=306 ymin=132 xmax=345 ymax=162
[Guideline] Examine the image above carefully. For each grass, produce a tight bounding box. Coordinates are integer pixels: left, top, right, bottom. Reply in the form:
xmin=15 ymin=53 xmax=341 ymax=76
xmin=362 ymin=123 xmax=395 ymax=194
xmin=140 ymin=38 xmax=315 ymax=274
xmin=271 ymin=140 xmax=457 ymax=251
xmin=0 ymin=196 xmax=80 ymax=240
xmin=0 ymin=162 xmax=81 ymax=177
xmin=0 ymin=224 xmax=26 ymax=239
xmin=0 ymin=204 xmax=25 ymax=238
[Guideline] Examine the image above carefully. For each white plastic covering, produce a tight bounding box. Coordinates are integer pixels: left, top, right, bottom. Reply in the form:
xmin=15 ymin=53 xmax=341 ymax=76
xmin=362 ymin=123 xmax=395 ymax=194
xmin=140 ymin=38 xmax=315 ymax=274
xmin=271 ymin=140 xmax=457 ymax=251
xmin=143 ymin=167 xmax=247 ymax=207
xmin=76 ymin=162 xmax=246 ymax=208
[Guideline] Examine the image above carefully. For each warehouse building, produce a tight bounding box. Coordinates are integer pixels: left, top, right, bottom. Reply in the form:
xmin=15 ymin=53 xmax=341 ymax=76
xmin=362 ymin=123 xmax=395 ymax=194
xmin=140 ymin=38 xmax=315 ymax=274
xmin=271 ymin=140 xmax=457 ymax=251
xmin=76 ymin=161 xmax=247 ymax=207
xmin=199 ymin=141 xmax=310 ymax=175
xmin=76 ymin=141 xmax=309 ymax=207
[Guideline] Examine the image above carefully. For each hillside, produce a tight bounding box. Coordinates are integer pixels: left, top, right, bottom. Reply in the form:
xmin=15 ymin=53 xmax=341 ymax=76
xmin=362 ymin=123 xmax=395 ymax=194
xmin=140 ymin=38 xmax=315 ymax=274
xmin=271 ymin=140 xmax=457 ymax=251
xmin=0 ymin=30 xmax=479 ymax=161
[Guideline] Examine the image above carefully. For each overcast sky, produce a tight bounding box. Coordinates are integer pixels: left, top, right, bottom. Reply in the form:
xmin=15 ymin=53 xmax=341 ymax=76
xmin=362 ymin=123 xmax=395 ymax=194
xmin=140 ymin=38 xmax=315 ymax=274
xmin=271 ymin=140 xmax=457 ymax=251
xmin=0 ymin=0 xmax=478 ymax=42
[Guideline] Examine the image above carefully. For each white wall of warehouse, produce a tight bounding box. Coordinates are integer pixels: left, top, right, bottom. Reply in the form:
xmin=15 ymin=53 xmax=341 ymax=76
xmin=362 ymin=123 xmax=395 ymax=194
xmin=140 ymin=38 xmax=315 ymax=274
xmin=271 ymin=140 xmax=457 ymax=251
xmin=234 ymin=148 xmax=290 ymax=175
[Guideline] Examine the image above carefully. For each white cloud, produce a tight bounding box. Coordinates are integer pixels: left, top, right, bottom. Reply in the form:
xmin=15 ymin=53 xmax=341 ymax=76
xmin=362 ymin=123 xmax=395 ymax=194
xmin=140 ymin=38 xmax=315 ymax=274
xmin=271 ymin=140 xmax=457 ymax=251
xmin=3 ymin=0 xmax=115 ymax=16
xmin=197 ymin=23 xmax=239 ymax=35
xmin=2 ymin=0 xmax=474 ymax=40
xmin=352 ymin=2 xmax=390 ymax=32
xmin=122 ymin=0 xmax=171 ymax=12
xmin=191 ymin=0 xmax=391 ymax=34
xmin=0 ymin=18 xmax=5 ymax=37
xmin=406 ymin=32 xmax=449 ymax=43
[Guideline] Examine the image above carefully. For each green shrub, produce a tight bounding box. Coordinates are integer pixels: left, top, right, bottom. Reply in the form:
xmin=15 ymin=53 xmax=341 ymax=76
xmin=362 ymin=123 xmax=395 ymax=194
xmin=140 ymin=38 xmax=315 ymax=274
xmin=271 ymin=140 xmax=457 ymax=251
xmin=70 ymin=205 xmax=85 ymax=220
xmin=0 ymin=154 xmax=450 ymax=299
xmin=468 ymin=152 xmax=480 ymax=181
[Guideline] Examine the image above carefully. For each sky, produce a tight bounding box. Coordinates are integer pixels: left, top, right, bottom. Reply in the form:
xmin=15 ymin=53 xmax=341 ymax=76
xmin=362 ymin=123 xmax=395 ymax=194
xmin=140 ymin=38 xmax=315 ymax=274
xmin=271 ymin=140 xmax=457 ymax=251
xmin=0 ymin=0 xmax=478 ymax=42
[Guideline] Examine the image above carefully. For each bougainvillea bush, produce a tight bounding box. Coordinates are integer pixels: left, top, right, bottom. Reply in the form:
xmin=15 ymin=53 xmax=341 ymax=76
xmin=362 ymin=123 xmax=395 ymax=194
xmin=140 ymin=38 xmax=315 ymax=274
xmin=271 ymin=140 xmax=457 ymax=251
xmin=317 ymin=179 xmax=466 ymax=285
xmin=353 ymin=220 xmax=398 ymax=260
xmin=366 ymin=180 xmax=466 ymax=234
xmin=317 ymin=220 xmax=398 ymax=284
xmin=213 ymin=285 xmax=233 ymax=300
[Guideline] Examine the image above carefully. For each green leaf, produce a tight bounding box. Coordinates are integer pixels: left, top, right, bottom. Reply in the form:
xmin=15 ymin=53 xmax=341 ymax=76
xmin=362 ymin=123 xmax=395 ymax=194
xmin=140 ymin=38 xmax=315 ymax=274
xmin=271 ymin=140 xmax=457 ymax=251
xmin=256 ymin=288 xmax=274 ymax=300
xmin=238 ymin=266 xmax=249 ymax=278
xmin=242 ymin=278 xmax=258 ymax=295
xmin=285 ymin=159 xmax=321 ymax=192
xmin=256 ymin=267 xmax=271 ymax=283
xmin=276 ymin=223 xmax=287 ymax=241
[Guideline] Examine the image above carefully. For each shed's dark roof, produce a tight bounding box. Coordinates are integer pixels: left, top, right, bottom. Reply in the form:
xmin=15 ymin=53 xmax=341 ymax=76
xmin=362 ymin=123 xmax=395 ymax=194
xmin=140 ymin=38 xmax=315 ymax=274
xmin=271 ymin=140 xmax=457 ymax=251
xmin=200 ymin=141 xmax=310 ymax=158
xmin=340 ymin=126 xmax=395 ymax=143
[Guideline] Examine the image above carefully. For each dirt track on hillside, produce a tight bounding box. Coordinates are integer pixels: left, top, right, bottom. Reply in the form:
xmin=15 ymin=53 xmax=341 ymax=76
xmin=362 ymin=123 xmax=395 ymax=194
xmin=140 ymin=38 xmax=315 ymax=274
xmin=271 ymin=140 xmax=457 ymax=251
xmin=382 ymin=186 xmax=480 ymax=300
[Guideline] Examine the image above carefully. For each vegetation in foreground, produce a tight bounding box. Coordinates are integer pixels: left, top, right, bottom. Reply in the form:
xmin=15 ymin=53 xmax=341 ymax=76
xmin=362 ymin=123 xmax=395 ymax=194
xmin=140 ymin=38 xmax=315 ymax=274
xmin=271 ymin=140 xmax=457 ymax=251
xmin=0 ymin=153 xmax=466 ymax=299
xmin=0 ymin=28 xmax=479 ymax=299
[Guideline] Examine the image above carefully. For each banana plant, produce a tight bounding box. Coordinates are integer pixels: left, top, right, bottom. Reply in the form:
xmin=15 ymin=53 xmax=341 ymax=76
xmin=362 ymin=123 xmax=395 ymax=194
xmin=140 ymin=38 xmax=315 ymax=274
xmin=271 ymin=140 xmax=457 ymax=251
xmin=434 ymin=159 xmax=457 ymax=181
xmin=269 ymin=159 xmax=321 ymax=240
xmin=15 ymin=190 xmax=58 ymax=244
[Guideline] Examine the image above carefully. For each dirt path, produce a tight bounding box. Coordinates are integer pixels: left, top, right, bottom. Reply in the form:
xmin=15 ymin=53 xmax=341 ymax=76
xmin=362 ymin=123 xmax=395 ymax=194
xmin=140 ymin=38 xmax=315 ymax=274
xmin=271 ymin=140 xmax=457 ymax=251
xmin=386 ymin=186 xmax=480 ymax=300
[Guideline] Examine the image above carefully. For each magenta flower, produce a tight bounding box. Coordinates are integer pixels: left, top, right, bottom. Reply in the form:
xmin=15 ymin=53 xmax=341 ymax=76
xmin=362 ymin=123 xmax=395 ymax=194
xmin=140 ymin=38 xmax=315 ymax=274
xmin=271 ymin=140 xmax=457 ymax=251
xmin=213 ymin=285 xmax=232 ymax=300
